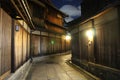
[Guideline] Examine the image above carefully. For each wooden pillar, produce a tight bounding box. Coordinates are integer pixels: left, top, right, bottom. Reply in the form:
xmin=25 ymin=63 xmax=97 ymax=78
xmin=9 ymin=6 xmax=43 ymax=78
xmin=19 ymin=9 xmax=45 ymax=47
xmin=116 ymin=6 xmax=120 ymax=69
xmin=22 ymin=26 xmax=24 ymax=64
xmin=26 ymin=27 xmax=29 ymax=61
xmin=0 ymin=7 xmax=2 ymax=75
xmin=48 ymin=32 xmax=50 ymax=53
xmin=65 ymin=39 xmax=66 ymax=52
xmin=55 ymin=34 xmax=56 ymax=53
xmin=60 ymin=36 xmax=62 ymax=53
xmin=40 ymin=31 xmax=42 ymax=55
xmin=11 ymin=19 xmax=15 ymax=72
xmin=30 ymin=30 xmax=33 ymax=62
xmin=92 ymin=19 xmax=97 ymax=63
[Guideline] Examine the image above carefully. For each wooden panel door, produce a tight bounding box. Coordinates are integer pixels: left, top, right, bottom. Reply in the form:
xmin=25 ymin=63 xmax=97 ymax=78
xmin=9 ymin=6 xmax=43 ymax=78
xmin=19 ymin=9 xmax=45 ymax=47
xmin=31 ymin=35 xmax=40 ymax=56
xmin=41 ymin=37 xmax=48 ymax=55
xmin=71 ymin=33 xmax=80 ymax=59
xmin=79 ymin=31 xmax=88 ymax=62
xmin=14 ymin=23 xmax=23 ymax=69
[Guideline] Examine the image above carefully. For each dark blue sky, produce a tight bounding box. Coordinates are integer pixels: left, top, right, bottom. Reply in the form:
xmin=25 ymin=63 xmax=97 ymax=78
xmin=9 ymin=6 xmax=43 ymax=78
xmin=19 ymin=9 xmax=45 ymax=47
xmin=51 ymin=0 xmax=82 ymax=22
xmin=51 ymin=0 xmax=82 ymax=9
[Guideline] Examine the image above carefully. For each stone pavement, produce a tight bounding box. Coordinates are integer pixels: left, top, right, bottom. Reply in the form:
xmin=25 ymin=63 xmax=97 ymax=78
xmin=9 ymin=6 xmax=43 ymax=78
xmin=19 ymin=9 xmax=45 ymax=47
xmin=26 ymin=54 xmax=95 ymax=80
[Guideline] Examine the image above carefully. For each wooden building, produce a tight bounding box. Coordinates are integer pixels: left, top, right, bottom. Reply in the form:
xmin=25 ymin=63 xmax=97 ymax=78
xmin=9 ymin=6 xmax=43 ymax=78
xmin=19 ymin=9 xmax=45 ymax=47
xmin=69 ymin=1 xmax=120 ymax=80
xmin=0 ymin=8 xmax=31 ymax=79
xmin=0 ymin=0 xmax=71 ymax=79
xmin=29 ymin=0 xmax=70 ymax=56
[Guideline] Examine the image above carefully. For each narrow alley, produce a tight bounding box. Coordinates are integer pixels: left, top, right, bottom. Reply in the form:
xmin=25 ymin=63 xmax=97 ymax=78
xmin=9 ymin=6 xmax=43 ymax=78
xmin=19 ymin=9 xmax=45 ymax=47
xmin=0 ymin=0 xmax=120 ymax=80
xmin=26 ymin=53 xmax=95 ymax=80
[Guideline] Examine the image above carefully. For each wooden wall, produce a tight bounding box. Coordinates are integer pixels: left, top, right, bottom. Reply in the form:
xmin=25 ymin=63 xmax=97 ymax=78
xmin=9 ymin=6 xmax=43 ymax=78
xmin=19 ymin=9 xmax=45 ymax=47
xmin=31 ymin=31 xmax=71 ymax=57
xmin=71 ymin=7 xmax=120 ymax=79
xmin=41 ymin=36 xmax=48 ymax=54
xmin=31 ymin=35 xmax=40 ymax=56
xmin=61 ymin=38 xmax=65 ymax=52
xmin=71 ymin=29 xmax=80 ymax=60
xmin=0 ymin=8 xmax=31 ymax=78
xmin=47 ymin=8 xmax=63 ymax=26
xmin=14 ymin=20 xmax=30 ymax=71
xmin=94 ymin=7 xmax=120 ymax=68
xmin=46 ymin=24 xmax=65 ymax=34
xmin=0 ymin=8 xmax=12 ymax=76
xmin=71 ymin=33 xmax=79 ymax=65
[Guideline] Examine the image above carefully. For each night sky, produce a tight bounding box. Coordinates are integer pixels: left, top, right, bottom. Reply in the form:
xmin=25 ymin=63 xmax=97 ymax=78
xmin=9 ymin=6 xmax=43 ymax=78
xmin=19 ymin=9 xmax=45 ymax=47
xmin=51 ymin=0 xmax=82 ymax=23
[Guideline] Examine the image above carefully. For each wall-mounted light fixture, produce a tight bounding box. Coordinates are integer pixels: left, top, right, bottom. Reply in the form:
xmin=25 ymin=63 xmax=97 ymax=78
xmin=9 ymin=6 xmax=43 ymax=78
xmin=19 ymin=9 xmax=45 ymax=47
xmin=65 ymin=32 xmax=71 ymax=40
xmin=65 ymin=35 xmax=71 ymax=40
xmin=15 ymin=25 xmax=19 ymax=31
xmin=86 ymin=29 xmax=94 ymax=40
xmin=86 ymin=29 xmax=94 ymax=45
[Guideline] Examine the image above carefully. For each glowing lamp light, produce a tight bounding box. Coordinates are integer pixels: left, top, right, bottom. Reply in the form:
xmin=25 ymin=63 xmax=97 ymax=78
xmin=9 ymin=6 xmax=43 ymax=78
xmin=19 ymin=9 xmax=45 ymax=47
xmin=86 ymin=29 xmax=94 ymax=40
xmin=65 ymin=35 xmax=71 ymax=40
xmin=51 ymin=40 xmax=55 ymax=45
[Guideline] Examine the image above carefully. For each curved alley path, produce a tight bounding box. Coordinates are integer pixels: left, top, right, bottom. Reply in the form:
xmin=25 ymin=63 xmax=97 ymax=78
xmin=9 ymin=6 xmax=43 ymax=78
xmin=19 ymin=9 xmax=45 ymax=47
xmin=26 ymin=53 xmax=95 ymax=80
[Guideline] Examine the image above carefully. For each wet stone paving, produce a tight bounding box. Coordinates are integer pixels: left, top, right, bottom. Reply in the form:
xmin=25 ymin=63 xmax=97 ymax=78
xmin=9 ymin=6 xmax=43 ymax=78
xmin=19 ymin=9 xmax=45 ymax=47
xmin=26 ymin=53 xmax=95 ymax=80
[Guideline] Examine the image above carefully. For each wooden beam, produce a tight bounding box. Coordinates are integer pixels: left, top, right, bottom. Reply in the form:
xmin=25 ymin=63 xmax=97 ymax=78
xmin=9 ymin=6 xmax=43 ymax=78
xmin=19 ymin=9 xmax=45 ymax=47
xmin=45 ymin=20 xmax=67 ymax=30
xmin=31 ymin=0 xmax=46 ymax=8
xmin=10 ymin=0 xmax=25 ymax=21
xmin=15 ymin=18 xmax=22 ymax=20
xmin=10 ymin=0 xmax=35 ymax=29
